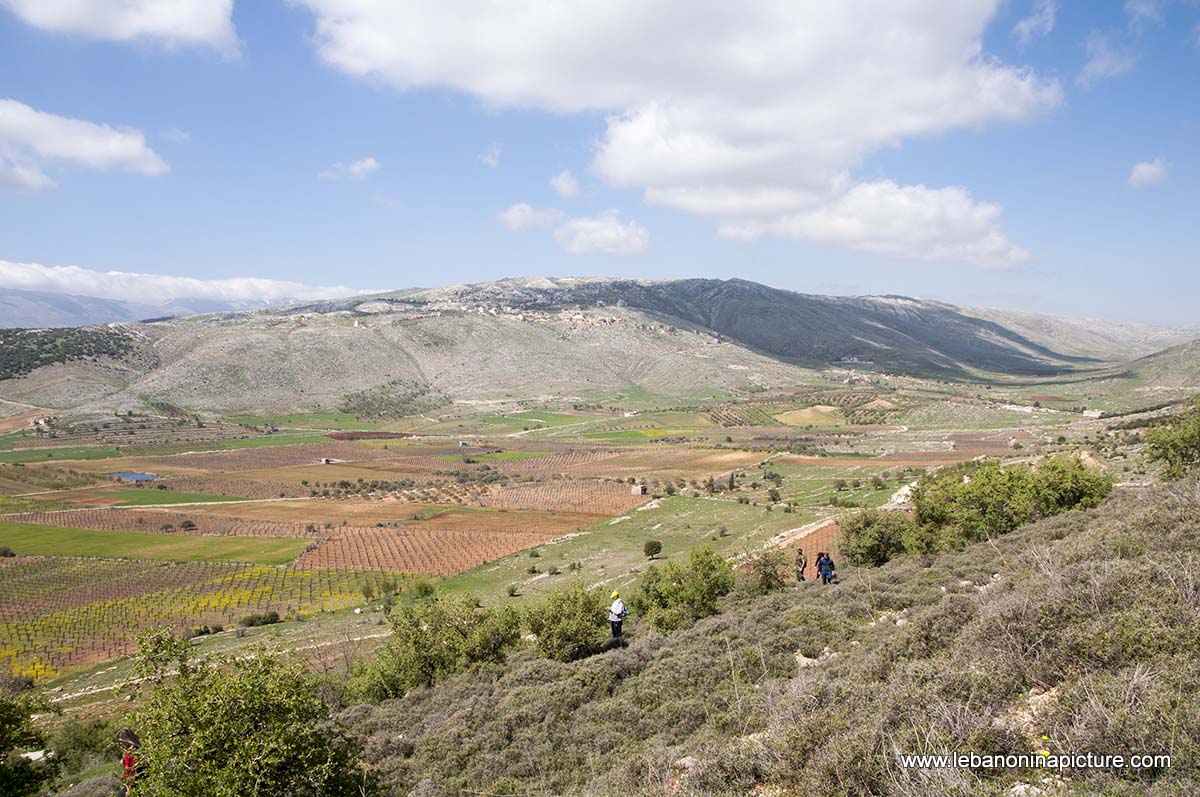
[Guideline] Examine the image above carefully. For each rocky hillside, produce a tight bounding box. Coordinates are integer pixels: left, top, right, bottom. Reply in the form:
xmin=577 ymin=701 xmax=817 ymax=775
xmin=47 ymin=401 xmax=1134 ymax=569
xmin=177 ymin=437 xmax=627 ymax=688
xmin=0 ymin=277 xmax=1195 ymax=415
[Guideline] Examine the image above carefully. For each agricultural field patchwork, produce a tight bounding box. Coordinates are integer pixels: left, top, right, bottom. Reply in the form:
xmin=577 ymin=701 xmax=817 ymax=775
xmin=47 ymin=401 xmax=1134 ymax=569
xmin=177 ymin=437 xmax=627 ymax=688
xmin=0 ymin=394 xmax=1068 ymax=681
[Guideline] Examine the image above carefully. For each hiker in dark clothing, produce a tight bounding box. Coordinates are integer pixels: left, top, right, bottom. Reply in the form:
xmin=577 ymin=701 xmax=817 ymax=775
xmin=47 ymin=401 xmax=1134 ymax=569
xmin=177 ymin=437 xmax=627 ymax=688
xmin=816 ymin=552 xmax=836 ymax=585
xmin=794 ymin=547 xmax=808 ymax=582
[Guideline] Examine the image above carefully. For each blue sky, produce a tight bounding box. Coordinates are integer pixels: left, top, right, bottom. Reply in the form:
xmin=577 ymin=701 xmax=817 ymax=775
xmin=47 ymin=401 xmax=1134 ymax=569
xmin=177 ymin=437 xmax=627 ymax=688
xmin=0 ymin=1 xmax=1196 ymax=323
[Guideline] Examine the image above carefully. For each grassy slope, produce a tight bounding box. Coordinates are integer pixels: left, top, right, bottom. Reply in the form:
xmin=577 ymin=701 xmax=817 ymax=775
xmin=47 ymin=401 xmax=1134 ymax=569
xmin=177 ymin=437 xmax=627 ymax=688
xmin=0 ymin=521 xmax=308 ymax=565
xmin=341 ymin=481 xmax=1200 ymax=796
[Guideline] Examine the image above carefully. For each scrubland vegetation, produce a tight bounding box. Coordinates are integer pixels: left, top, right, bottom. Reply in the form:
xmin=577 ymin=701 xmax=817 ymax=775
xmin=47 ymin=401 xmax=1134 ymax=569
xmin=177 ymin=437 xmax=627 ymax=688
xmin=11 ymin=469 xmax=1193 ymax=795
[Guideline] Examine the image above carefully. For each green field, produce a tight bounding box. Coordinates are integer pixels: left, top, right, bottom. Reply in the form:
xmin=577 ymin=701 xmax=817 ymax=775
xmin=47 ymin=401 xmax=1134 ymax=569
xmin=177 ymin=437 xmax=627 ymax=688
xmin=0 ymin=446 xmax=124 ymax=464
xmin=480 ymin=410 xmax=597 ymax=429
xmin=0 ymin=432 xmax=329 ymax=465
xmin=225 ymin=412 xmax=389 ymax=430
xmin=0 ymin=521 xmax=308 ymax=565
xmin=438 ymin=450 xmax=549 ymax=463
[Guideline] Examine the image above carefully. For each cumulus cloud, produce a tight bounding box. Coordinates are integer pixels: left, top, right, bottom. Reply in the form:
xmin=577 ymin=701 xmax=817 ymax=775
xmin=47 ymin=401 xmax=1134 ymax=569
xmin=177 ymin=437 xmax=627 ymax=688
xmin=498 ymin=203 xmax=566 ymax=231
xmin=1077 ymin=31 xmax=1137 ymax=87
xmin=0 ymin=259 xmax=363 ymax=305
xmin=1013 ymin=0 xmax=1056 ymax=43
xmin=549 ymin=169 xmax=580 ymax=197
xmin=318 ymin=156 xmax=380 ymax=181
xmin=0 ymin=98 xmax=167 ymax=190
xmin=294 ymin=0 xmax=1058 ymax=268
xmin=554 ymin=211 xmax=648 ymax=256
xmin=1128 ymin=158 xmax=1167 ymax=187
xmin=0 ymin=0 xmax=237 ymax=55
xmin=720 ymin=181 xmax=1028 ymax=269
xmin=479 ymin=143 xmax=502 ymax=168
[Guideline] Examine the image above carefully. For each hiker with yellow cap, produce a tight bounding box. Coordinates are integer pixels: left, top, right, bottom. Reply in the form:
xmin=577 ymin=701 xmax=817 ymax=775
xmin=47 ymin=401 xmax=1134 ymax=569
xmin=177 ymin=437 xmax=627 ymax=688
xmin=608 ymin=590 xmax=628 ymax=638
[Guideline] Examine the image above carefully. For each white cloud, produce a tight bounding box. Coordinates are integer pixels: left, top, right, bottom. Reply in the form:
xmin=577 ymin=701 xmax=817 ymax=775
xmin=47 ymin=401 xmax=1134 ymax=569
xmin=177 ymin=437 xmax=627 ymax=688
xmin=0 ymin=0 xmax=237 ymax=55
xmin=162 ymin=127 xmax=191 ymax=144
xmin=0 ymin=259 xmax=362 ymax=305
xmin=1123 ymin=0 xmax=1164 ymax=25
xmin=499 ymin=203 xmax=565 ymax=231
xmin=1013 ymin=0 xmax=1056 ymax=43
xmin=719 ymin=181 xmax=1027 ymax=269
xmin=295 ymin=0 xmax=1058 ymax=268
xmin=554 ymin=211 xmax=648 ymax=256
xmin=1077 ymin=31 xmax=1137 ymax=87
xmin=549 ymin=169 xmax=579 ymax=197
xmin=479 ymin=143 xmax=502 ymax=168
xmin=318 ymin=156 xmax=380 ymax=181
xmin=0 ymin=98 xmax=167 ymax=190
xmin=1128 ymin=158 xmax=1167 ymax=187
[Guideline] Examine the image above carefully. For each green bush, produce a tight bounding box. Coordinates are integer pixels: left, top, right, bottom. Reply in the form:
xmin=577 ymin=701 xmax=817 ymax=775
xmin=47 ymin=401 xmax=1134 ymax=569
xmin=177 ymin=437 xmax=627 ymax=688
xmin=129 ymin=633 xmax=374 ymax=796
xmin=1 ymin=689 xmax=56 ymax=795
xmin=741 ymin=549 xmax=787 ymax=596
xmin=838 ymin=509 xmax=917 ymax=567
xmin=1145 ymin=397 xmax=1200 ymax=479
xmin=240 ymin=610 xmax=280 ymax=627
xmin=643 ymin=540 xmax=662 ymax=559
xmin=912 ymin=455 xmax=1112 ymax=551
xmin=47 ymin=717 xmax=119 ymax=780
xmin=351 ymin=595 xmax=519 ymax=701
xmin=631 ymin=547 xmax=735 ymax=632
xmin=525 ymin=581 xmax=608 ymax=662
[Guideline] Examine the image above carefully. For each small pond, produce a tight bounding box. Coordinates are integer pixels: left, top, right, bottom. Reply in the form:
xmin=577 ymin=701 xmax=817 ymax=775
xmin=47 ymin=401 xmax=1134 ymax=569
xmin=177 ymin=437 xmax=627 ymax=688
xmin=108 ymin=471 xmax=159 ymax=482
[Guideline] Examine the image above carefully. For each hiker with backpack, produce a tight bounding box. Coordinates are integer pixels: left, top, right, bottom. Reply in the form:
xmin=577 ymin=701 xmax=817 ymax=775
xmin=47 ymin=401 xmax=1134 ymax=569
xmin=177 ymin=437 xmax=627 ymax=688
xmin=608 ymin=590 xmax=628 ymax=638
xmin=816 ymin=552 xmax=836 ymax=585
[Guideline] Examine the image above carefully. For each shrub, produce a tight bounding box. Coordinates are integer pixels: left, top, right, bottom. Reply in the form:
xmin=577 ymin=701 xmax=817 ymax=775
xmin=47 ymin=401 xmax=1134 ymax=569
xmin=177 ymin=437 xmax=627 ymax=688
xmin=0 ymin=689 xmax=56 ymax=795
xmin=912 ymin=456 xmax=1112 ymax=551
xmin=631 ymin=547 xmax=735 ymax=632
xmin=525 ymin=581 xmax=608 ymax=662
xmin=1145 ymin=397 xmax=1200 ymax=478
xmin=410 ymin=579 xmax=436 ymax=600
xmin=129 ymin=634 xmax=374 ymax=796
xmin=643 ymin=540 xmax=662 ymax=559
xmin=240 ymin=610 xmax=280 ymax=628
xmin=47 ymin=717 xmax=119 ymax=779
xmin=839 ymin=509 xmax=917 ymax=567
xmin=0 ymin=546 xmax=14 ymax=557
xmin=351 ymin=595 xmax=520 ymax=701
xmin=742 ymin=549 xmax=787 ymax=595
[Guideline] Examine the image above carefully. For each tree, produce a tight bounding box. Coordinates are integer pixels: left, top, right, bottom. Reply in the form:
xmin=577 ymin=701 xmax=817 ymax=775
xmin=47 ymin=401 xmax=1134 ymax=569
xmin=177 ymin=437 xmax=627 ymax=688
xmin=727 ymin=473 xmax=736 ymax=491
xmin=352 ymin=595 xmax=520 ymax=701
xmin=1145 ymin=398 xmax=1200 ymax=479
xmin=630 ymin=547 xmax=735 ymax=633
xmin=128 ymin=630 xmax=374 ymax=796
xmin=834 ymin=479 xmax=848 ymax=491
xmin=360 ymin=582 xmax=375 ymax=602
xmin=839 ymin=509 xmax=917 ymax=567
xmin=1 ymin=689 xmax=56 ymax=796
xmin=525 ymin=581 xmax=608 ymax=662
xmin=767 ymin=487 xmax=781 ymax=503
xmin=643 ymin=540 xmax=662 ymax=559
